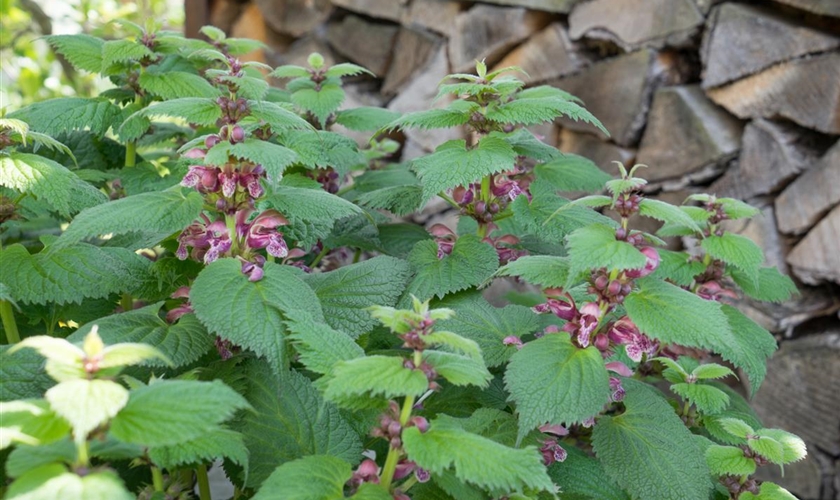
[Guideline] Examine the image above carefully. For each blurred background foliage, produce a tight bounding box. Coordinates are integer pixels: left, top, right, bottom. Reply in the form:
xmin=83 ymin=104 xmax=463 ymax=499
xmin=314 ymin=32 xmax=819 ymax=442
xmin=0 ymin=0 xmax=184 ymax=110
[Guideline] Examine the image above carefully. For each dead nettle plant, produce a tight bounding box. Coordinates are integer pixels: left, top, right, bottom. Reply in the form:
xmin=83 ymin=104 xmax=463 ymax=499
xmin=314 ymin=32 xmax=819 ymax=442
xmin=0 ymin=20 xmax=805 ymax=500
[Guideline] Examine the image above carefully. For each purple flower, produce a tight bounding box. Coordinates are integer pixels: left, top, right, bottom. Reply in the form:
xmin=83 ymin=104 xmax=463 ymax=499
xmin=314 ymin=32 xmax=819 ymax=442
xmin=240 ymin=209 xmax=290 ymax=258
xmin=609 ymin=377 xmax=625 ymax=402
xmin=532 ymin=296 xmax=577 ymax=321
xmin=415 ymin=467 xmax=431 ymax=483
xmin=624 ymin=334 xmax=658 ymax=363
xmin=503 ymin=335 xmax=524 ymax=349
xmin=626 ymin=246 xmax=660 ymax=278
xmin=576 ymin=302 xmax=601 ymax=348
xmin=176 ymin=216 xmax=231 ymax=263
xmin=540 ymin=438 xmax=567 ymax=466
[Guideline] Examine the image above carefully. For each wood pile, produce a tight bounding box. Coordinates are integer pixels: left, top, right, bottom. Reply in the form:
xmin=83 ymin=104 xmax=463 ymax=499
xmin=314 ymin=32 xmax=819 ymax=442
xmin=203 ymin=2 xmax=840 ymax=494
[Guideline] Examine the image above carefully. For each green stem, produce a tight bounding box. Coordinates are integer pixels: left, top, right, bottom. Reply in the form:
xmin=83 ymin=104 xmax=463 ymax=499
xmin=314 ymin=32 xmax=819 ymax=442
xmin=480 ymin=175 xmax=490 ymax=204
xmin=196 ymin=464 xmax=212 ymax=500
xmin=120 ymin=293 xmax=133 ymax=312
xmin=437 ymin=191 xmax=459 ymax=209
xmin=310 ymin=246 xmax=330 ymax=267
xmin=151 ymin=466 xmax=165 ymax=492
xmin=682 ymin=399 xmax=691 ymax=417
xmin=353 ymin=248 xmax=362 ymax=264
xmin=75 ymin=441 xmax=90 ymax=468
xmin=0 ymin=300 xmax=21 ymax=344
xmin=125 ymin=141 xmax=136 ymax=167
xmin=225 ymin=213 xmax=239 ymax=255
xmin=399 ymin=474 xmax=419 ymax=493
xmin=381 ymin=351 xmax=423 ymax=491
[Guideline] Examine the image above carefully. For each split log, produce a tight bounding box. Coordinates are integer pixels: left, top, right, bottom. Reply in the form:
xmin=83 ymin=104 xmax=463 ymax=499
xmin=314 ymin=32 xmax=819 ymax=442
xmin=709 ymin=119 xmax=823 ymax=200
xmin=403 ymin=0 xmax=464 ymax=38
xmin=326 ymin=15 xmax=399 ymax=77
xmin=330 ymin=0 xmax=406 ymax=22
xmin=529 ymin=122 xmax=560 ymax=148
xmin=568 ymin=0 xmax=704 ymax=51
xmin=558 ymin=129 xmax=634 ymax=172
xmin=383 ymin=26 xmax=443 ymax=96
xmin=469 ymin=0 xmax=583 ymax=13
xmin=491 ymin=23 xmax=592 ymax=84
xmin=772 ymin=0 xmax=840 ymax=18
xmin=388 ymin=45 xmax=465 ymax=152
xmin=548 ymin=49 xmax=658 ymax=147
xmin=775 ymin=140 xmax=840 ymax=235
xmin=253 ymin=0 xmax=332 ymax=37
xmin=751 ymin=332 xmax=840 ymax=455
xmin=636 ymin=85 xmax=743 ymax=182
xmin=230 ymin=3 xmax=288 ymax=65
xmin=787 ymin=204 xmax=840 ymax=285
xmin=706 ymin=52 xmax=840 ymax=135
xmin=701 ymin=3 xmax=840 ymax=88
xmin=210 ymin=0 xmax=244 ymax=34
xmin=449 ymin=5 xmax=550 ymax=72
xmin=269 ymin=35 xmax=337 ymax=68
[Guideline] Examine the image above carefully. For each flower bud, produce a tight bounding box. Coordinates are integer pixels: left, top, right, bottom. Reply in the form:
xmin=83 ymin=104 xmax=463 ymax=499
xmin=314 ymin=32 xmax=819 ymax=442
xmin=410 ymin=416 xmax=429 ymax=433
xmin=230 ymin=125 xmax=245 ymax=144
xmin=474 ymin=200 xmax=487 ymax=215
xmin=205 ymin=134 xmax=221 ymax=149
xmin=607 ymin=280 xmax=622 ymax=296
xmin=594 ymin=275 xmax=609 ymax=290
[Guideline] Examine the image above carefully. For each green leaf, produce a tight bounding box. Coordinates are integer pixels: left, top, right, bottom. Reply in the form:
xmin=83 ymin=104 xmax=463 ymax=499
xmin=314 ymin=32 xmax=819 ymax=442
xmin=326 ymin=63 xmax=375 ymax=78
xmin=720 ymin=305 xmax=777 ymax=395
xmin=730 ymin=266 xmax=798 ymax=303
xmin=302 ymin=256 xmax=412 ymax=338
xmin=218 ymin=74 xmax=270 ymax=100
xmin=547 ymin=446 xmax=629 ymax=500
xmin=0 ymin=242 xmax=152 ymax=305
xmin=277 ymin=130 xmax=364 ymax=173
xmin=404 ymin=234 xmax=499 ymax=301
xmin=402 ymin=415 xmax=554 ymax=493
xmin=424 ymin=350 xmax=491 ymax=387
xmin=649 ymin=249 xmax=705 ymax=287
xmin=355 ymin=184 xmax=424 ymax=216
xmin=190 ymin=259 xmax=324 ymax=372
xmin=291 ymin=82 xmax=345 ymax=125
xmin=567 ymin=224 xmax=647 ymax=276
xmin=0 ymin=400 xmax=71 ymax=449
xmin=692 ymin=363 xmax=736 ymax=380
xmin=285 ymin=310 xmax=364 ymax=375
xmin=436 ymin=292 xmax=542 ymax=367
xmin=252 ymin=455 xmax=389 ymax=500
xmin=740 ymin=482 xmax=798 ymax=500
xmin=718 ymin=197 xmax=760 ymax=220
xmin=717 ymin=418 xmax=755 ymax=439
xmin=378 ymin=223 xmax=433 ymax=259
xmin=138 ymin=71 xmax=221 ymax=99
xmin=249 ymin=100 xmax=314 ymax=132
xmin=506 ymin=334 xmax=610 ymax=440
xmin=324 ymin=356 xmax=430 ymax=409
xmin=512 ymin=182 xmax=616 ymax=244
xmin=412 ymin=136 xmax=516 ymax=202
xmin=747 ymin=435 xmax=785 ymax=464
xmin=66 ymin=303 xmax=212 ymax=368
xmin=705 ymin=445 xmax=756 ymax=476
xmin=496 ymin=255 xmax=571 ymax=289
xmin=497 ymin=128 xmax=561 ymax=162
xmin=236 ymin=364 xmax=363 ymax=488
xmin=754 ymin=429 xmax=806 ymax=464
xmin=45 ymin=379 xmax=129 ymax=443
xmin=149 ymin=428 xmax=248 ymax=470
xmin=121 ymin=98 xmax=222 ymax=141
xmin=5 ymin=464 xmax=133 ymax=500
xmin=0 ymin=152 xmax=107 ymax=218
xmin=260 ymin=185 xmax=363 ymax=245
xmin=58 ymin=189 xmax=204 ymax=247
xmin=702 ymin=233 xmax=764 ymax=282
xmin=605 ymin=177 xmax=647 ymax=202
xmin=592 ymin=379 xmax=711 ymax=500
xmin=638 ymin=199 xmax=701 ymax=232
xmin=269 ymin=65 xmax=310 ymax=79
xmin=101 ymin=39 xmax=153 ymax=68
xmin=6 ymin=440 xmax=77 ymax=478
xmin=387 ymin=101 xmax=477 ymax=131
xmin=421 ymin=330 xmax=482 ymax=359
xmin=486 ymin=87 xmax=608 ymax=134
xmin=335 ymin=107 xmax=401 ymax=131
xmin=44 ymin=34 xmax=104 ymax=73
xmin=671 ymin=383 xmax=730 ymax=414
xmin=535 ymin=154 xmax=611 ymax=193
xmin=0 ymin=346 xmax=55 ymax=401
xmin=9 ymin=98 xmax=122 ymax=137
xmin=110 ymin=380 xmax=250 ymax=447
xmin=204 ymin=139 xmax=298 ymax=180
xmin=704 ymin=385 xmax=763 ymax=445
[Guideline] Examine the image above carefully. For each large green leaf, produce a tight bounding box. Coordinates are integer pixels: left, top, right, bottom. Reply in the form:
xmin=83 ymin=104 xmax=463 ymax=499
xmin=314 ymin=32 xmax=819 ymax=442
xmin=45 ymin=379 xmax=128 ymax=443
xmin=0 ymin=242 xmax=151 ymax=305
xmin=148 ymin=428 xmax=248 ymax=471
xmin=138 ymin=71 xmax=221 ymax=99
xmin=335 ymin=107 xmax=400 ymax=131
xmin=402 ymin=414 xmax=554 ymax=494
xmin=260 ymin=185 xmax=363 ymax=245
xmin=412 ymin=137 xmax=517 ymax=202
xmin=535 ymin=155 xmax=611 ymax=193
xmin=505 ymin=334 xmax=610 ymax=441
xmin=0 ymin=153 xmax=107 ymax=218
xmin=592 ymin=379 xmax=711 ymax=500
xmin=566 ymin=224 xmax=647 ymax=277
xmin=5 ymin=464 xmax=133 ymax=500
xmin=730 ymin=266 xmax=798 ymax=303
xmin=190 ymin=259 xmax=324 ymax=372
xmin=701 ymin=233 xmax=764 ymax=284
xmin=302 ymin=256 xmax=411 ymax=338
xmin=66 ymin=303 xmax=212 ymax=368
xmin=0 ymin=346 xmax=55 ymax=401
xmin=436 ymin=292 xmax=542 ymax=367
xmin=404 ymin=234 xmax=499 ymax=301
xmin=284 ymin=310 xmax=364 ymax=375
xmin=252 ymin=455 xmax=390 ymax=500
xmin=547 ymin=446 xmax=629 ymax=500
xmin=58 ymin=188 xmax=204 ymax=247
xmin=110 ymin=379 xmax=250 ymax=447
xmin=496 ymin=255 xmax=571 ymax=289
xmin=424 ymin=351 xmax=492 ymax=388
xmin=249 ymin=100 xmax=314 ymax=133
xmin=291 ymin=82 xmax=345 ymax=125
xmin=204 ymin=139 xmax=298 ymax=181
xmin=9 ymin=98 xmax=122 ymax=137
xmin=44 ymin=34 xmax=104 ymax=73
xmin=324 ymin=355 xmax=430 ymax=409
xmin=236 ymin=364 xmax=363 ymax=488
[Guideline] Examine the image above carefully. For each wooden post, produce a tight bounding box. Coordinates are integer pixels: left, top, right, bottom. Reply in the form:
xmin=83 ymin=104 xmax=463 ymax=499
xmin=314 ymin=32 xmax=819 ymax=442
xmin=185 ymin=0 xmax=210 ymax=38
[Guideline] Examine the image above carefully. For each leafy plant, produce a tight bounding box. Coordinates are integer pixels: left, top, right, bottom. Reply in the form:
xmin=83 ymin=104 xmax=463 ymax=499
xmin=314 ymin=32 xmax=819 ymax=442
xmin=0 ymin=21 xmax=806 ymax=500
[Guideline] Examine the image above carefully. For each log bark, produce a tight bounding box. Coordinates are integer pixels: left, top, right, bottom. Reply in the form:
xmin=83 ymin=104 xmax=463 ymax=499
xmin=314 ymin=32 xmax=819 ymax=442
xmin=548 ymin=49 xmax=658 ymax=147
xmin=558 ymin=129 xmax=634 ymax=172
xmin=568 ymin=0 xmax=704 ymax=51
xmin=492 ymin=23 xmax=592 ymax=84
xmin=636 ymin=85 xmax=743 ymax=182
xmin=254 ymin=0 xmax=332 ymax=37
xmin=775 ymin=140 xmax=840 ymax=235
xmin=330 ymin=0 xmax=406 ymax=22
xmin=771 ymin=0 xmax=840 ymax=18
xmin=787 ymin=204 xmax=840 ymax=285
xmin=403 ymin=0 xmax=464 ymax=37
xmin=326 ymin=15 xmax=399 ymax=77
xmin=271 ymin=35 xmax=337 ymax=68
xmin=701 ymin=3 xmax=840 ymax=88
xmin=709 ymin=119 xmax=823 ymax=200
xmin=383 ymin=26 xmax=443 ymax=96
xmin=209 ymin=0 xmax=244 ymax=34
xmin=706 ymin=52 xmax=840 ymax=135
xmin=470 ymin=0 xmax=583 ymax=13
xmin=449 ymin=5 xmax=550 ymax=72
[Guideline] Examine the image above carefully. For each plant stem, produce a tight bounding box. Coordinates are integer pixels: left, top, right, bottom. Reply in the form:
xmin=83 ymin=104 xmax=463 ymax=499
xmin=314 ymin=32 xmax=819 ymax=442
xmin=196 ymin=464 xmax=212 ymax=500
xmin=0 ymin=300 xmax=21 ymax=344
xmin=151 ymin=466 xmax=165 ymax=492
xmin=352 ymin=248 xmax=362 ymax=263
xmin=381 ymin=351 xmax=424 ymax=491
xmin=437 ymin=191 xmax=459 ymax=209
xmin=480 ymin=175 xmax=490 ymax=204
xmin=125 ymin=141 xmax=136 ymax=167
xmin=120 ymin=293 xmax=133 ymax=312
xmin=310 ymin=246 xmax=329 ymax=267
xmin=75 ymin=441 xmax=90 ymax=467
xmin=682 ymin=400 xmax=691 ymax=417
xmin=399 ymin=474 xmax=419 ymax=493
xmin=225 ymin=213 xmax=239 ymax=255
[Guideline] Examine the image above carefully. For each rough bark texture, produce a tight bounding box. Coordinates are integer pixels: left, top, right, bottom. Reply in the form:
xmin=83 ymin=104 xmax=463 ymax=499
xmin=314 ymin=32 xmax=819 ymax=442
xmin=326 ymin=15 xmax=399 ymax=77
xmin=254 ymin=0 xmax=332 ymax=37
xmin=383 ymin=26 xmax=443 ymax=95
xmin=775 ymin=141 xmax=840 ymax=235
xmin=492 ymin=23 xmax=592 ymax=84
xmin=787 ymin=204 xmax=840 ymax=285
